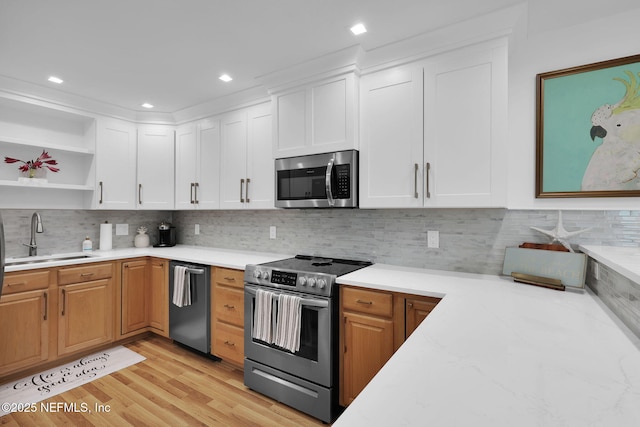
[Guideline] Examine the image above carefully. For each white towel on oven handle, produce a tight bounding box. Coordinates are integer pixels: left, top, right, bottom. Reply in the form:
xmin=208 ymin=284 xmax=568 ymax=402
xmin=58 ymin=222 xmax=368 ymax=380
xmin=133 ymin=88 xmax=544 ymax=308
xmin=274 ymin=293 xmax=302 ymax=353
xmin=172 ymin=266 xmax=191 ymax=307
xmin=252 ymin=288 xmax=274 ymax=343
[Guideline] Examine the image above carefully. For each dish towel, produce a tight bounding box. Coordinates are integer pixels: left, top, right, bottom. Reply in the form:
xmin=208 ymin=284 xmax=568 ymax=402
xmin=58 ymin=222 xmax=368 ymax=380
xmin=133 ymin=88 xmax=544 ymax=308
xmin=252 ymin=288 xmax=274 ymax=343
xmin=172 ymin=266 xmax=192 ymax=307
xmin=274 ymin=293 xmax=303 ymax=353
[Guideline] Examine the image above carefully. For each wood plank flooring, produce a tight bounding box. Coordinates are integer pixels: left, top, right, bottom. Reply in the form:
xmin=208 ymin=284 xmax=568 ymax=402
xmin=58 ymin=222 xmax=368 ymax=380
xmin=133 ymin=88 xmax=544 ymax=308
xmin=1 ymin=336 xmax=328 ymax=426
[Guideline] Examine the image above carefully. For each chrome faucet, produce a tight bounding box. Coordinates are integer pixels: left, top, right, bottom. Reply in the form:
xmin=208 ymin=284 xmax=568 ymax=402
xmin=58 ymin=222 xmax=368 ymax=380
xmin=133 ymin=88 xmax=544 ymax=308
xmin=24 ymin=212 xmax=44 ymax=256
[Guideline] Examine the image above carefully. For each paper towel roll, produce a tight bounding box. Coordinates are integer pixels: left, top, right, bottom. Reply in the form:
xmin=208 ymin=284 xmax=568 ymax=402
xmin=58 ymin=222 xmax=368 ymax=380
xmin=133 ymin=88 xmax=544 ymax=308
xmin=100 ymin=222 xmax=113 ymax=251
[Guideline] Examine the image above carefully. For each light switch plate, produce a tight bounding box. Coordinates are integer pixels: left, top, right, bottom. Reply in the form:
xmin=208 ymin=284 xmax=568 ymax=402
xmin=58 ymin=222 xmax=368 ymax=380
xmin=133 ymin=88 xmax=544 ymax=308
xmin=427 ymin=230 xmax=439 ymax=248
xmin=115 ymin=224 xmax=129 ymax=236
xmin=195 ymin=224 xmax=200 ymax=235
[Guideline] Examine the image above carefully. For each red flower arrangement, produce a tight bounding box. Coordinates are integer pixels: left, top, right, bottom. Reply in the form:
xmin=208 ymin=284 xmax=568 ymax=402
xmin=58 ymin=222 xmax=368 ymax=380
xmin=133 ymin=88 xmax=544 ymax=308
xmin=4 ymin=150 xmax=60 ymax=177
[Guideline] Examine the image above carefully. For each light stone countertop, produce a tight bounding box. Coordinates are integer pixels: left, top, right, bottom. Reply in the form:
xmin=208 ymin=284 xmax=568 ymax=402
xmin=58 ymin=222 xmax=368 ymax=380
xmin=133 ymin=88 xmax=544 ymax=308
xmin=334 ymin=263 xmax=640 ymax=427
xmin=6 ymin=245 xmax=640 ymax=425
xmin=579 ymin=244 xmax=640 ymax=284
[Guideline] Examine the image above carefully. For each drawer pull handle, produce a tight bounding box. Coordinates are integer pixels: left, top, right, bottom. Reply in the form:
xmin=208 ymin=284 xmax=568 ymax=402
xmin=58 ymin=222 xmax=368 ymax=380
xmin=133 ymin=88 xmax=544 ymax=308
xmin=7 ymin=282 xmax=26 ymax=287
xmin=223 ymin=304 xmax=235 ymax=309
xmin=224 ymin=277 xmax=236 ymax=281
xmin=80 ymin=272 xmax=94 ymax=277
xmin=224 ymin=340 xmax=235 ymax=347
xmin=356 ymin=299 xmax=373 ymax=305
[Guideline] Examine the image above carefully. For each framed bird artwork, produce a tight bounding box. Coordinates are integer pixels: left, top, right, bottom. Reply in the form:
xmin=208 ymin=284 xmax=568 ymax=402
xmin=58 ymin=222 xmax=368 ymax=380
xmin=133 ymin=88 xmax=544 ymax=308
xmin=536 ymin=53 xmax=640 ymax=197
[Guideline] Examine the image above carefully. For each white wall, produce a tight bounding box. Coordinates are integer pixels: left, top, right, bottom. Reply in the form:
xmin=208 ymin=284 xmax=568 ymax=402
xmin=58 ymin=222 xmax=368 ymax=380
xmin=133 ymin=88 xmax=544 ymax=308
xmin=507 ymin=1 xmax=640 ymax=209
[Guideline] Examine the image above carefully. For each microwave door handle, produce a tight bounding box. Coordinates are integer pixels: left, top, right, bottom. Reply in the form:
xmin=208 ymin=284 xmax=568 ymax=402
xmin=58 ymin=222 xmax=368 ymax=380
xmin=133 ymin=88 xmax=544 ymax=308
xmin=325 ymin=157 xmax=336 ymax=206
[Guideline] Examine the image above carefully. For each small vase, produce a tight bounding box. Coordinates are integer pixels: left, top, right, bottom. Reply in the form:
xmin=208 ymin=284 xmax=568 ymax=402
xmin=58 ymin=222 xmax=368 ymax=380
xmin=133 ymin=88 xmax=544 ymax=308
xmin=134 ymin=232 xmax=150 ymax=248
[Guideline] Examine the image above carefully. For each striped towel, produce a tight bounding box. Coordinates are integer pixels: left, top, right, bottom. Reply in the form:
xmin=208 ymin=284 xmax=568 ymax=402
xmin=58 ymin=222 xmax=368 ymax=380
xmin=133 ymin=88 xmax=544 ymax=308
xmin=252 ymin=288 xmax=274 ymax=343
xmin=274 ymin=293 xmax=302 ymax=353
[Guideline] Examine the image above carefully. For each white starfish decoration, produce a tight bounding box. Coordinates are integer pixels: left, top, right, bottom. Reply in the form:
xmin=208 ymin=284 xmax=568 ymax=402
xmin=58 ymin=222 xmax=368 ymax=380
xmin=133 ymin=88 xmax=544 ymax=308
xmin=530 ymin=211 xmax=592 ymax=253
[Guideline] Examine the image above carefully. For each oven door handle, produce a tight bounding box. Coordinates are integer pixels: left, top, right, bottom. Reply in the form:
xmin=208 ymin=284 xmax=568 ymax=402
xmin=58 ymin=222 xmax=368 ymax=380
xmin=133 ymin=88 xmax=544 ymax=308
xmin=325 ymin=157 xmax=335 ymax=207
xmin=245 ymin=286 xmax=329 ymax=308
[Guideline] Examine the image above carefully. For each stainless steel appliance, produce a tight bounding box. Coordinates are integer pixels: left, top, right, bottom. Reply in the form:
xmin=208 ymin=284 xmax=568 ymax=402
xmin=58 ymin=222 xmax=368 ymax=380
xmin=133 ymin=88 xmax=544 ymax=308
xmin=0 ymin=212 xmax=5 ymax=296
xmin=244 ymin=255 xmax=372 ymax=423
xmin=169 ymin=261 xmax=210 ymax=353
xmin=155 ymin=221 xmax=176 ymax=247
xmin=275 ymin=150 xmax=358 ymax=208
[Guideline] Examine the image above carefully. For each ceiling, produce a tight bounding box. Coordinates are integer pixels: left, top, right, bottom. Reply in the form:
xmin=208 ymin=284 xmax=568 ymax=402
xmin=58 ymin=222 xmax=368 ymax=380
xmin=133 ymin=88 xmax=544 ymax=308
xmin=0 ymin=0 xmax=527 ymax=114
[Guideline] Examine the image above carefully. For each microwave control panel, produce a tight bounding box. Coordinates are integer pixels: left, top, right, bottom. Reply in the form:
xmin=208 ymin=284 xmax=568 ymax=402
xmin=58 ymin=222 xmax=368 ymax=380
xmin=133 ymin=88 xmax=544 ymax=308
xmin=335 ymin=164 xmax=351 ymax=199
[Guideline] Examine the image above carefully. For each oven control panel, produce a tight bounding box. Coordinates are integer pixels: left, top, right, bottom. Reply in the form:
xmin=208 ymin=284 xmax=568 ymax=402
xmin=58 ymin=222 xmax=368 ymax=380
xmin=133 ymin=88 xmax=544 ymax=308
xmin=245 ymin=266 xmax=334 ymax=296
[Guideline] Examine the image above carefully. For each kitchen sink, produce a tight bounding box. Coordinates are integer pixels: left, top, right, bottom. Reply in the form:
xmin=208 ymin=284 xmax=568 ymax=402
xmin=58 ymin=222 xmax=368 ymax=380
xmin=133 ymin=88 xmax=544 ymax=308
xmin=5 ymin=254 xmax=95 ymax=266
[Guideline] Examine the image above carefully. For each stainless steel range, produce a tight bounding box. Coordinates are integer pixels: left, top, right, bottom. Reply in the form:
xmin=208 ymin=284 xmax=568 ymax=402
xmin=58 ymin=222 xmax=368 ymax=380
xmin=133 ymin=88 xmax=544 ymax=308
xmin=244 ymin=255 xmax=372 ymax=423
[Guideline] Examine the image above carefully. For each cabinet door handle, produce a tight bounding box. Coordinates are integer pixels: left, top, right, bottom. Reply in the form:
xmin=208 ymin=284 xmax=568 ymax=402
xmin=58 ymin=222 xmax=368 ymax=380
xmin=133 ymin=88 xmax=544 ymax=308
xmin=414 ymin=163 xmax=419 ymax=198
xmin=190 ymin=183 xmax=195 ymax=204
xmin=223 ymin=304 xmax=235 ymax=309
xmin=138 ymin=183 xmax=143 ymax=205
xmin=43 ymin=292 xmax=48 ymax=321
xmin=356 ymin=299 xmax=373 ymax=305
xmin=224 ymin=340 xmax=235 ymax=347
xmin=194 ymin=182 xmax=199 ymax=204
xmin=99 ymin=181 xmax=104 ymax=204
xmin=240 ymin=179 xmax=245 ymax=203
xmin=425 ymin=162 xmax=431 ymax=199
xmin=408 ymin=302 xmax=414 ymax=309
xmin=61 ymin=289 xmax=66 ymax=316
xmin=245 ymin=178 xmax=250 ymax=203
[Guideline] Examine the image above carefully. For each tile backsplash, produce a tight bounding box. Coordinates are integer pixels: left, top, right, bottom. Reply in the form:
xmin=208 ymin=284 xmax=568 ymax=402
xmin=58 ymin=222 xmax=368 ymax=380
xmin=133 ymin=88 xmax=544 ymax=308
xmin=3 ymin=208 xmax=640 ymax=276
xmin=1 ymin=209 xmax=171 ymax=258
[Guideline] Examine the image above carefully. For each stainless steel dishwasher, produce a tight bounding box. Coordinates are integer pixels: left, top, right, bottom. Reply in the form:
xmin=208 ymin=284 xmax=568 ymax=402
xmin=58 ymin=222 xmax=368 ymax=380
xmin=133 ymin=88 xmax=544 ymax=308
xmin=169 ymin=260 xmax=211 ymax=353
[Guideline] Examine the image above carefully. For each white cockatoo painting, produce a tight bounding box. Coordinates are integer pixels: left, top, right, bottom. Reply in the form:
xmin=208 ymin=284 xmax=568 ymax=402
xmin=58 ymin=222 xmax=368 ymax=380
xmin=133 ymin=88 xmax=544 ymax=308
xmin=582 ymin=70 xmax=640 ymax=191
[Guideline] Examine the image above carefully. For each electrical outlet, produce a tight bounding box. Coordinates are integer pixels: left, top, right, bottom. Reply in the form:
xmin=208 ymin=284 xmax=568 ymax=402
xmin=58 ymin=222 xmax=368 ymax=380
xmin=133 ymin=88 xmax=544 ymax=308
xmin=115 ymin=224 xmax=129 ymax=236
xmin=270 ymin=226 xmax=277 ymax=240
xmin=195 ymin=224 xmax=200 ymax=235
xmin=593 ymin=261 xmax=600 ymax=280
xmin=427 ymin=230 xmax=439 ymax=248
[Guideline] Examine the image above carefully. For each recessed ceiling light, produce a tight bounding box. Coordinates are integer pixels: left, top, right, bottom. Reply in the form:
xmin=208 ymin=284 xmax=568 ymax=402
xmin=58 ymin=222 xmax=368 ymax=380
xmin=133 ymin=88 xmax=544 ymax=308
xmin=48 ymin=76 xmax=63 ymax=84
xmin=219 ymin=74 xmax=233 ymax=83
xmin=141 ymin=103 xmax=154 ymax=109
xmin=350 ymin=23 xmax=367 ymax=36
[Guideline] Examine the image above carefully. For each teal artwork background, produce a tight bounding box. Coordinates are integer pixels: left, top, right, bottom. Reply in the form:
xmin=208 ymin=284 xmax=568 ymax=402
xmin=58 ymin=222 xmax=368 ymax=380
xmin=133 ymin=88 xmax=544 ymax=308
xmin=542 ymin=62 xmax=640 ymax=192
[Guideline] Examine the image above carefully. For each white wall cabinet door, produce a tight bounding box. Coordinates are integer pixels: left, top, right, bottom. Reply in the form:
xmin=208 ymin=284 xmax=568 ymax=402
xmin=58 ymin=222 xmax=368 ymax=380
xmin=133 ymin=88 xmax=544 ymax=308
xmin=137 ymin=126 xmax=175 ymax=210
xmin=95 ymin=118 xmax=137 ymax=209
xmin=246 ymin=103 xmax=274 ymax=209
xmin=175 ymin=120 xmax=220 ymax=210
xmin=273 ymin=73 xmax=358 ymax=158
xmin=359 ymin=64 xmax=424 ymax=208
xmin=220 ymin=110 xmax=248 ymax=209
xmin=422 ymin=41 xmax=507 ymax=207
xmin=175 ymin=124 xmax=198 ymax=209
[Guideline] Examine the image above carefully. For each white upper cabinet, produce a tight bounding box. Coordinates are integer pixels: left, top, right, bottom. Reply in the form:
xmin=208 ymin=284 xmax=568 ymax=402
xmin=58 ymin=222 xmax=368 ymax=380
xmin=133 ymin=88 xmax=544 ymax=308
xmin=359 ymin=38 xmax=507 ymax=208
xmin=175 ymin=119 xmax=220 ymax=210
xmin=137 ymin=125 xmax=175 ymax=210
xmin=360 ymin=64 xmax=424 ymax=208
xmin=273 ymin=73 xmax=358 ymax=158
xmin=220 ymin=102 xmax=274 ymax=209
xmin=422 ymin=41 xmax=507 ymax=207
xmin=95 ymin=118 xmax=137 ymax=210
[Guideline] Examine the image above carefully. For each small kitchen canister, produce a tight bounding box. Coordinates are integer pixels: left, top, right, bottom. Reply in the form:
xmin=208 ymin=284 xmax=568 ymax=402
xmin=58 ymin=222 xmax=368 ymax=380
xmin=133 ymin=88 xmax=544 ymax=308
xmin=134 ymin=226 xmax=150 ymax=248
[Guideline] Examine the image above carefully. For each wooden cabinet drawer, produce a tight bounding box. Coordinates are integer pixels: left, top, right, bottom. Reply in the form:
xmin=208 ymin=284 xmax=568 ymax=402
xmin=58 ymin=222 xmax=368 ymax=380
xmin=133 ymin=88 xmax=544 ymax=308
xmin=2 ymin=270 xmax=50 ymax=295
xmin=214 ymin=285 xmax=244 ymax=326
xmin=214 ymin=267 xmax=244 ymax=289
xmin=342 ymin=286 xmax=393 ymax=317
xmin=58 ymin=262 xmax=113 ymax=285
xmin=213 ymin=322 xmax=244 ymax=366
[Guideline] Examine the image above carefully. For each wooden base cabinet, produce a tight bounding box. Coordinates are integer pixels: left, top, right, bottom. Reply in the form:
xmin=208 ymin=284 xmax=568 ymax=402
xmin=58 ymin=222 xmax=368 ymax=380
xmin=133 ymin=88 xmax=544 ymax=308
xmin=149 ymin=258 xmax=169 ymax=336
xmin=57 ymin=263 xmax=114 ymax=356
xmin=0 ymin=269 xmax=51 ymax=376
xmin=121 ymin=259 xmax=149 ymax=335
xmin=211 ymin=267 xmax=245 ymax=366
xmin=340 ymin=285 xmax=441 ymax=406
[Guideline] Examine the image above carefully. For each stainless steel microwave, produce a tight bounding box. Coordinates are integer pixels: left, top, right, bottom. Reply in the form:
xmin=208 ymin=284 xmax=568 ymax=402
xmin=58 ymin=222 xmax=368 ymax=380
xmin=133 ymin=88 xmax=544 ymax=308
xmin=275 ymin=150 xmax=358 ymax=208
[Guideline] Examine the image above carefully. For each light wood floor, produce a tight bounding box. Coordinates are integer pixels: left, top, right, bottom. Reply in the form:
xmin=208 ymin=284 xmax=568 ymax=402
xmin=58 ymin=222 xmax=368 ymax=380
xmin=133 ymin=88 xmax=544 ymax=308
xmin=1 ymin=336 xmax=328 ymax=426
